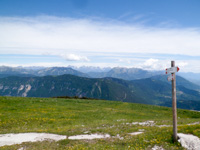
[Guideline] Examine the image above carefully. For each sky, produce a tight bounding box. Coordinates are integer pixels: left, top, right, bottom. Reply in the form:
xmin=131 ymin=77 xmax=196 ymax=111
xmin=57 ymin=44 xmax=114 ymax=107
xmin=0 ymin=0 xmax=200 ymax=72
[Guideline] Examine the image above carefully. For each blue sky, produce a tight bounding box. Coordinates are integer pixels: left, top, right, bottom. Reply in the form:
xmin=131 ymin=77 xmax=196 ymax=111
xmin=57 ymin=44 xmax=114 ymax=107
xmin=0 ymin=0 xmax=200 ymax=72
xmin=1 ymin=0 xmax=200 ymax=27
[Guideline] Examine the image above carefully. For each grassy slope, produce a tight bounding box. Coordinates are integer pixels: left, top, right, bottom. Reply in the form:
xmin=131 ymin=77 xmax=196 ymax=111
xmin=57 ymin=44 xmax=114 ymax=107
xmin=0 ymin=96 xmax=200 ymax=150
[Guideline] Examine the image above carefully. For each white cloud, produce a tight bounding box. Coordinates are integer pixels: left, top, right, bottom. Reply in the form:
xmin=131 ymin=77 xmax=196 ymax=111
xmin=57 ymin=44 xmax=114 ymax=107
xmin=136 ymin=59 xmax=170 ymax=71
xmin=143 ymin=58 xmax=159 ymax=67
xmin=135 ymin=59 xmax=194 ymax=72
xmin=61 ymin=53 xmax=89 ymax=61
xmin=0 ymin=16 xmax=200 ymax=56
xmin=177 ymin=61 xmax=188 ymax=67
xmin=137 ymin=58 xmax=164 ymax=70
xmin=118 ymin=58 xmax=132 ymax=64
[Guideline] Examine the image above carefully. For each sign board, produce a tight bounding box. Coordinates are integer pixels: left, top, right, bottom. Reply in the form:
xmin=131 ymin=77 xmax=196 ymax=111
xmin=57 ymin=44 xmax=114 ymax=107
xmin=167 ymin=74 xmax=174 ymax=81
xmin=166 ymin=67 xmax=179 ymax=74
xmin=166 ymin=61 xmax=179 ymax=142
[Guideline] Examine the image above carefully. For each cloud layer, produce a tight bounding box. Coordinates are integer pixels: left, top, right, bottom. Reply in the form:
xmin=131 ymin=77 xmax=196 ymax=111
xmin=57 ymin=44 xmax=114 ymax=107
xmin=61 ymin=54 xmax=89 ymax=61
xmin=1 ymin=16 xmax=200 ymax=56
xmin=1 ymin=16 xmax=200 ymax=72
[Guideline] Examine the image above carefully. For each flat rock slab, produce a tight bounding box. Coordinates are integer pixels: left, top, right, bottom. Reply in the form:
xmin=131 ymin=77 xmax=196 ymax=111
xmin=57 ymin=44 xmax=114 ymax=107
xmin=152 ymin=145 xmax=165 ymax=150
xmin=68 ymin=134 xmax=110 ymax=140
xmin=127 ymin=121 xmax=155 ymax=126
xmin=128 ymin=132 xmax=143 ymax=136
xmin=0 ymin=133 xmax=67 ymax=147
xmin=178 ymin=133 xmax=200 ymax=150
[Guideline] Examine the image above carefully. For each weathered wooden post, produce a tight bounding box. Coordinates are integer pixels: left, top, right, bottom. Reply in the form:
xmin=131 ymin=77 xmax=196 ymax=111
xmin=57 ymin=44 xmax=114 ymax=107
xmin=166 ymin=61 xmax=179 ymax=142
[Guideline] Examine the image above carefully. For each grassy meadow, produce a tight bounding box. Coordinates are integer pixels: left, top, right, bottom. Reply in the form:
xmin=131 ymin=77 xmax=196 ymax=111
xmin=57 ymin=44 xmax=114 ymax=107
xmin=0 ymin=96 xmax=200 ymax=149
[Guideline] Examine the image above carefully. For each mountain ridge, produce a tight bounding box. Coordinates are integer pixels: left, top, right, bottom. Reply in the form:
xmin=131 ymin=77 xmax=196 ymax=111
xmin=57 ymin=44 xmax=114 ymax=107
xmin=0 ymin=66 xmax=88 ymax=78
xmin=0 ymin=74 xmax=200 ymax=110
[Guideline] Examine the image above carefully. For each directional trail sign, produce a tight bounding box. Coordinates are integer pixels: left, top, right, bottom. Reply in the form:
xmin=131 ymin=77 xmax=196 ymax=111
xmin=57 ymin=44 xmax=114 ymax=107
xmin=166 ymin=61 xmax=180 ymax=142
xmin=167 ymin=74 xmax=174 ymax=81
xmin=166 ymin=67 xmax=179 ymax=74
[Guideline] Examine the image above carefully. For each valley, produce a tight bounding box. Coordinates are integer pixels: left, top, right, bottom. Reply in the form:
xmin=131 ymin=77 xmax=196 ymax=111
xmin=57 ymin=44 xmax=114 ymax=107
xmin=0 ymin=66 xmax=200 ymax=110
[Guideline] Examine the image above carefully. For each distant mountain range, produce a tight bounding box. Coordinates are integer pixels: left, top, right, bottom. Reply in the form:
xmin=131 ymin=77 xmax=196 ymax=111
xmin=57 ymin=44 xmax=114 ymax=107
xmin=151 ymin=75 xmax=200 ymax=91
xmin=0 ymin=66 xmax=88 ymax=78
xmin=0 ymin=66 xmax=163 ymax=81
xmin=70 ymin=66 xmax=112 ymax=73
xmin=0 ymin=71 xmax=200 ymax=110
xmin=88 ymin=67 xmax=163 ymax=80
xmin=179 ymin=72 xmax=200 ymax=86
xmin=2 ymin=66 xmax=200 ymax=83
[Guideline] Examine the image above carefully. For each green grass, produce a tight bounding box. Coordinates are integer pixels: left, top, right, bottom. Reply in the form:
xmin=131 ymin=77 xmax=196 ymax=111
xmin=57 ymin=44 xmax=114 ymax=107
xmin=0 ymin=96 xmax=200 ymax=149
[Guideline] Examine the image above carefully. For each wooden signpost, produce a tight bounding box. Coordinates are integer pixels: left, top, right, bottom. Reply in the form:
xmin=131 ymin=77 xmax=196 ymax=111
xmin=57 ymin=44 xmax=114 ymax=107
xmin=166 ymin=61 xmax=179 ymax=142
